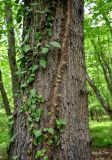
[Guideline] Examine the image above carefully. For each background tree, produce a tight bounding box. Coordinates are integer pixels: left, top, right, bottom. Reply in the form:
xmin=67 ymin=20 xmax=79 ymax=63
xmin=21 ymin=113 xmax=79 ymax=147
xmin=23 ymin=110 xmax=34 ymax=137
xmin=9 ymin=0 xmax=90 ymax=160
xmin=85 ymin=0 xmax=112 ymax=119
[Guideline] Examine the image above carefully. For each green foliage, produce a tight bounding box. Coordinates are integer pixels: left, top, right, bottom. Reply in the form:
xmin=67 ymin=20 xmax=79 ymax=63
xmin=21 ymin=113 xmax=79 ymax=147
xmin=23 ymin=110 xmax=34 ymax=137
xmin=31 ymin=65 xmax=38 ymax=73
xmin=50 ymin=41 xmax=61 ymax=49
xmin=85 ymin=0 xmax=112 ymax=113
xmin=44 ymin=156 xmax=49 ymax=160
xmin=42 ymin=47 xmax=49 ymax=54
xmin=90 ymin=119 xmax=112 ymax=149
xmin=22 ymin=44 xmax=31 ymax=53
xmin=33 ymin=129 xmax=42 ymax=139
xmin=0 ymin=110 xmax=10 ymax=158
xmin=39 ymin=58 xmax=47 ymax=69
xmin=43 ymin=128 xmax=54 ymax=135
xmin=12 ymin=155 xmax=19 ymax=160
xmin=35 ymin=149 xmax=46 ymax=159
xmin=1 ymin=0 xmax=112 ymax=159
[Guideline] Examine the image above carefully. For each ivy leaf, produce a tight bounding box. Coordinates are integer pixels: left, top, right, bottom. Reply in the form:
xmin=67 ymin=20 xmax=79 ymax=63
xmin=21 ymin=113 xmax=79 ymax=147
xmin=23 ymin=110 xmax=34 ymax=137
xmin=16 ymin=69 xmax=26 ymax=77
xmin=47 ymin=128 xmax=54 ymax=135
xmin=35 ymin=32 xmax=42 ymax=41
xmin=35 ymin=149 xmax=46 ymax=159
xmin=42 ymin=47 xmax=49 ymax=54
xmin=33 ymin=129 xmax=42 ymax=138
xmin=44 ymin=156 xmax=49 ymax=160
xmin=30 ymin=89 xmax=37 ymax=98
xmin=35 ymin=108 xmax=44 ymax=117
xmin=32 ymin=65 xmax=38 ymax=73
xmin=37 ymin=95 xmax=45 ymax=103
xmin=28 ymin=116 xmax=32 ymax=122
xmin=20 ymin=83 xmax=27 ymax=88
xmin=22 ymin=44 xmax=31 ymax=53
xmin=39 ymin=59 xmax=47 ymax=69
xmin=56 ymin=119 xmax=66 ymax=128
xmin=12 ymin=155 xmax=18 ymax=160
xmin=43 ymin=128 xmax=54 ymax=135
xmin=24 ymin=33 xmax=29 ymax=43
xmin=27 ymin=76 xmax=35 ymax=84
xmin=35 ymin=117 xmax=40 ymax=122
xmin=50 ymin=41 xmax=61 ymax=48
xmin=31 ymin=104 xmax=36 ymax=111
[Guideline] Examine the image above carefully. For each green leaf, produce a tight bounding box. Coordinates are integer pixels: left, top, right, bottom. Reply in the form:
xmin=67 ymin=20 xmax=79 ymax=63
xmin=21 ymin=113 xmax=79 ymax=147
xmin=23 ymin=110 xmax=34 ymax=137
xmin=20 ymin=83 xmax=27 ymax=88
xmin=35 ymin=108 xmax=44 ymax=117
xmin=46 ymin=28 xmax=53 ymax=37
xmin=30 ymin=89 xmax=37 ymax=98
xmin=42 ymin=47 xmax=49 ymax=54
xmin=35 ymin=32 xmax=42 ymax=41
xmin=27 ymin=76 xmax=35 ymax=84
xmin=12 ymin=155 xmax=18 ymax=160
xmin=56 ymin=119 xmax=66 ymax=127
xmin=43 ymin=128 xmax=54 ymax=135
xmin=33 ymin=129 xmax=42 ymax=138
xmin=35 ymin=149 xmax=46 ymax=159
xmin=28 ymin=116 xmax=32 ymax=122
xmin=16 ymin=69 xmax=26 ymax=77
xmin=50 ymin=41 xmax=61 ymax=48
xmin=37 ymin=95 xmax=45 ymax=103
xmin=44 ymin=156 xmax=49 ymax=160
xmin=39 ymin=59 xmax=47 ymax=69
xmin=32 ymin=65 xmax=38 ymax=73
xmin=31 ymin=104 xmax=36 ymax=111
xmin=22 ymin=44 xmax=31 ymax=53
xmin=24 ymin=33 xmax=29 ymax=43
xmin=35 ymin=117 xmax=40 ymax=122
xmin=47 ymin=128 xmax=54 ymax=135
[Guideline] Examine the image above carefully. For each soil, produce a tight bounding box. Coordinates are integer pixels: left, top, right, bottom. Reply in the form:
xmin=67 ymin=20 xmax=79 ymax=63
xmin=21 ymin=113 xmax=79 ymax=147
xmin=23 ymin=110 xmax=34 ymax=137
xmin=91 ymin=147 xmax=112 ymax=160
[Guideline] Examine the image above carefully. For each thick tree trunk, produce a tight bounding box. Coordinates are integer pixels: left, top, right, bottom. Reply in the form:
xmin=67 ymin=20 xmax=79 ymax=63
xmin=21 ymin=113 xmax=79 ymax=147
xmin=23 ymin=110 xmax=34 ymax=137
xmin=0 ymin=70 xmax=11 ymax=116
xmin=86 ymin=74 xmax=112 ymax=119
xmin=9 ymin=0 xmax=90 ymax=159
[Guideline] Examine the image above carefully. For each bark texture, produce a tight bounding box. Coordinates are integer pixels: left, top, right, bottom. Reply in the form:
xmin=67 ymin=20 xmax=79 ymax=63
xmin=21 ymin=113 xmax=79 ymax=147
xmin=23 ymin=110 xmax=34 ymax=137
xmin=9 ymin=0 xmax=90 ymax=159
xmin=0 ymin=70 xmax=11 ymax=116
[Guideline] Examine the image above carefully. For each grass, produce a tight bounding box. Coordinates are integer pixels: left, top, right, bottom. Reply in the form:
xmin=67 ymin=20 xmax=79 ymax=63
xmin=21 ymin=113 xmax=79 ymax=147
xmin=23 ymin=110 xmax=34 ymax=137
xmin=0 ymin=108 xmax=112 ymax=158
xmin=89 ymin=118 xmax=112 ymax=149
xmin=0 ymin=109 xmax=10 ymax=158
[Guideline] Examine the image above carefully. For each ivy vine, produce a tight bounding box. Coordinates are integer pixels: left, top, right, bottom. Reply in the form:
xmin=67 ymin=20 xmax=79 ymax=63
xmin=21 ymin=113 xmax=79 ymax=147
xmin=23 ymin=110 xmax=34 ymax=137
xmin=13 ymin=1 xmax=66 ymax=159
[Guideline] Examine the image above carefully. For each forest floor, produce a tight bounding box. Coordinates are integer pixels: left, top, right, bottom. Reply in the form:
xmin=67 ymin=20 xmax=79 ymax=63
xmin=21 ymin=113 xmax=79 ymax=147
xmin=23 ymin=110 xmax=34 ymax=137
xmin=91 ymin=147 xmax=112 ymax=160
xmin=0 ymin=148 xmax=112 ymax=160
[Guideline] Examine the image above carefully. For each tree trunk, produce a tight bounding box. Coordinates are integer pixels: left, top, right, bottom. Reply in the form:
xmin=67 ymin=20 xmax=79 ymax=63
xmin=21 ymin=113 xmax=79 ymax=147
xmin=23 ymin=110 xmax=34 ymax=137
xmin=9 ymin=0 xmax=90 ymax=159
xmin=0 ymin=70 xmax=12 ymax=116
xmin=5 ymin=1 xmax=19 ymax=108
xmin=86 ymin=74 xmax=112 ymax=119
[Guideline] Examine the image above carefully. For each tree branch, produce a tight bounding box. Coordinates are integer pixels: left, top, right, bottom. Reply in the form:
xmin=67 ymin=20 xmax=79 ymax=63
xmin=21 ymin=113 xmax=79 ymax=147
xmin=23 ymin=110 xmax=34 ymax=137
xmin=86 ymin=74 xmax=112 ymax=119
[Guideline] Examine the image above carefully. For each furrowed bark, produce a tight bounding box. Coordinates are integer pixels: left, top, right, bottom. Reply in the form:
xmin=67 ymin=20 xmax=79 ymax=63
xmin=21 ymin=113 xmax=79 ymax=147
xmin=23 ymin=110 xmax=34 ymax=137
xmin=0 ymin=70 xmax=12 ymax=116
xmin=86 ymin=74 xmax=112 ymax=119
xmin=5 ymin=1 xmax=19 ymax=108
xmin=9 ymin=0 xmax=90 ymax=159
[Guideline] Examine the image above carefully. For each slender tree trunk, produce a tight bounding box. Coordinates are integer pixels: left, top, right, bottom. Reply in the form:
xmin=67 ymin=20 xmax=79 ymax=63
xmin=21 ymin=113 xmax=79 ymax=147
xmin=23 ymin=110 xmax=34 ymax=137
xmin=91 ymin=39 xmax=112 ymax=97
xmin=5 ymin=1 xmax=19 ymax=108
xmin=86 ymin=74 xmax=112 ymax=119
xmin=0 ymin=70 xmax=11 ymax=116
xmin=9 ymin=1 xmax=90 ymax=159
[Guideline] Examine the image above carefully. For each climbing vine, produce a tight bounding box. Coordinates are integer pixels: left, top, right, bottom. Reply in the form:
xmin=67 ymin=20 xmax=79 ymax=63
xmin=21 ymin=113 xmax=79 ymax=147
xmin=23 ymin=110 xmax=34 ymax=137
xmin=11 ymin=1 xmax=68 ymax=160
